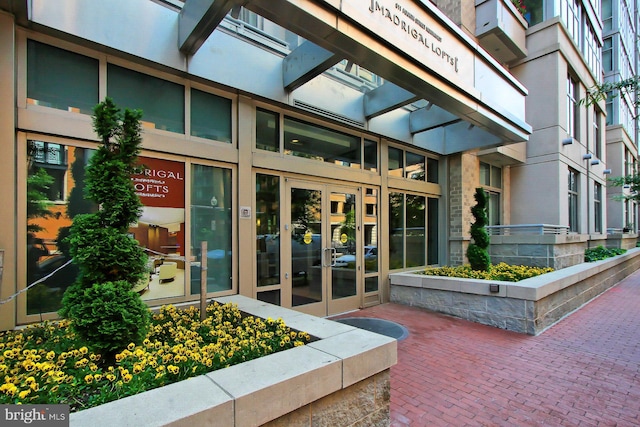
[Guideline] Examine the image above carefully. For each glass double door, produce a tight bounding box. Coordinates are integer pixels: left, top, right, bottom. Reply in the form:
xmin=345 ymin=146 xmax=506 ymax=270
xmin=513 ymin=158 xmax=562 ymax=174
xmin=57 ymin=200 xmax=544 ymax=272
xmin=285 ymin=180 xmax=361 ymax=317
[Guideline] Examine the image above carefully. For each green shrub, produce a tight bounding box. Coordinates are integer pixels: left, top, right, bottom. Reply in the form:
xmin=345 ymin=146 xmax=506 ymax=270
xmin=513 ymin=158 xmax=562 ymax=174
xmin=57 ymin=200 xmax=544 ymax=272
xmin=467 ymin=188 xmax=491 ymax=271
xmin=584 ymin=245 xmax=626 ymax=262
xmin=421 ymin=262 xmax=554 ymax=282
xmin=60 ymin=98 xmax=149 ymax=361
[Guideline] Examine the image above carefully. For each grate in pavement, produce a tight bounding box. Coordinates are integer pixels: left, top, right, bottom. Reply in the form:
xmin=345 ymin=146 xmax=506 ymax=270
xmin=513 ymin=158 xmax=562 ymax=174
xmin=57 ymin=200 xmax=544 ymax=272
xmin=335 ymin=317 xmax=409 ymax=341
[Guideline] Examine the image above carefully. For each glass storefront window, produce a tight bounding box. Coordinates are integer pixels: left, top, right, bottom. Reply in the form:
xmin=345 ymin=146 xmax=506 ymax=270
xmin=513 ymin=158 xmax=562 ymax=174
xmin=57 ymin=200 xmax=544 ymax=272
xmin=190 ymin=164 xmax=232 ymax=293
xmin=27 ymin=40 xmax=99 ymax=115
xmin=427 ymin=198 xmax=439 ymax=265
xmin=107 ymin=64 xmax=185 ymax=134
xmin=256 ymin=108 xmax=279 ymax=152
xmin=364 ymin=139 xmax=378 ymax=172
xmin=406 ymin=194 xmax=426 ymax=267
xmin=427 ymin=158 xmax=439 ymax=183
xmin=389 ymin=192 xmax=404 ymax=269
xmin=26 ymin=142 xmax=95 ymax=315
xmin=256 ymin=174 xmax=280 ymax=287
xmin=388 ymin=147 xmax=403 ymax=177
xmin=284 ymin=117 xmax=361 ymax=167
xmin=191 ymin=89 xmax=232 ymax=142
xmin=405 ymin=152 xmax=425 ymax=181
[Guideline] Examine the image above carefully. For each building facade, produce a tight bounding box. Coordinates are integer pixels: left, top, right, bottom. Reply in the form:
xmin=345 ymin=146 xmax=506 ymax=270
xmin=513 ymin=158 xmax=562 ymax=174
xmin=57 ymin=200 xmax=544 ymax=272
xmin=2 ymin=0 xmax=631 ymax=332
xmin=601 ymin=0 xmax=639 ymax=232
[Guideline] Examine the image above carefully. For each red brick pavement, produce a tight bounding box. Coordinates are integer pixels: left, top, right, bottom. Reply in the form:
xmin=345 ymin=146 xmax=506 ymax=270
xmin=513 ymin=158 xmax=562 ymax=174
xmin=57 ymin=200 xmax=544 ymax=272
xmin=335 ymin=270 xmax=640 ymax=426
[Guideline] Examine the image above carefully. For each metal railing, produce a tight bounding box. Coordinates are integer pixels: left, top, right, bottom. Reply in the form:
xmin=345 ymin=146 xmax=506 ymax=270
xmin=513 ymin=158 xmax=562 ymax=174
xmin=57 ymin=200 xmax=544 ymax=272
xmin=486 ymin=224 xmax=570 ymax=236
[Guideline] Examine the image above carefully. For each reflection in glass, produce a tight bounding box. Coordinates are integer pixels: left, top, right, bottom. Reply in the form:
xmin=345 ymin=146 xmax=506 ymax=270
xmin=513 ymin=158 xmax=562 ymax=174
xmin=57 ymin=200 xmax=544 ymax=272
xmin=406 ymin=194 xmax=426 ymax=267
xmin=256 ymin=174 xmax=280 ymax=287
xmin=389 ymin=192 xmax=404 ymax=269
xmin=365 ymin=277 xmax=378 ymax=293
xmin=364 ymin=139 xmax=378 ymax=172
xmin=427 ymin=158 xmax=439 ymax=183
xmin=405 ymin=152 xmax=425 ymax=181
xmin=191 ymin=164 xmax=232 ymax=293
xmin=364 ymin=188 xmax=378 ymax=274
xmin=290 ymin=188 xmax=322 ymax=307
xmin=388 ymin=147 xmax=403 ymax=177
xmin=26 ymin=143 xmax=94 ymax=315
xmin=331 ymin=192 xmax=357 ymax=300
xmin=284 ymin=117 xmax=360 ymax=167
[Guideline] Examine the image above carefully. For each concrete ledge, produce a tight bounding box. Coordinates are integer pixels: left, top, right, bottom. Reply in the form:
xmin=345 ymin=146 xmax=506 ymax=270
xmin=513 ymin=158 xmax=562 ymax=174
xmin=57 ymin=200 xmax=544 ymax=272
xmin=390 ymin=248 xmax=640 ymax=335
xmin=70 ymin=296 xmax=397 ymax=427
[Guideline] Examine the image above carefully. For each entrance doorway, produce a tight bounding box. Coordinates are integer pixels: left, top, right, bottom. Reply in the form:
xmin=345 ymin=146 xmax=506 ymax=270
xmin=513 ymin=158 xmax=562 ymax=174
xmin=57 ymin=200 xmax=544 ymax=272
xmin=285 ymin=180 xmax=362 ymax=316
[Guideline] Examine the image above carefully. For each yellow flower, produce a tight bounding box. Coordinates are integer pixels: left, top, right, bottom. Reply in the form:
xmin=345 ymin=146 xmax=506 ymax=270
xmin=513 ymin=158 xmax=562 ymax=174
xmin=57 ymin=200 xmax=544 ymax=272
xmin=133 ymin=364 xmax=143 ymax=374
xmin=123 ymin=373 xmax=133 ymax=383
xmin=79 ymin=346 xmax=88 ymax=355
xmin=93 ymin=374 xmax=102 ymax=381
xmin=84 ymin=374 xmax=93 ymax=384
xmin=29 ymin=382 xmax=39 ymax=392
xmin=89 ymin=363 xmax=98 ymax=372
xmin=50 ymin=385 xmax=59 ymax=393
xmin=127 ymin=343 xmax=135 ymax=351
xmin=106 ymin=374 xmax=116 ymax=382
xmin=18 ymin=389 xmax=30 ymax=399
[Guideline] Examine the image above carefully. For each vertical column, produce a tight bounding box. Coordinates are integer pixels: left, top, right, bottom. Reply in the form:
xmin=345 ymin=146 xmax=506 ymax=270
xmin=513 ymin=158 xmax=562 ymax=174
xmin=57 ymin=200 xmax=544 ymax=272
xmin=0 ymin=11 xmax=16 ymax=330
xmin=236 ymin=95 xmax=253 ymax=297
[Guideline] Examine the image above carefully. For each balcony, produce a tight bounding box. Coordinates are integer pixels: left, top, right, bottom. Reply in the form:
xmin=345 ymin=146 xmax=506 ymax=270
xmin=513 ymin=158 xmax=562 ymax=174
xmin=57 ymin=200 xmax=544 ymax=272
xmin=475 ymin=0 xmax=528 ymax=64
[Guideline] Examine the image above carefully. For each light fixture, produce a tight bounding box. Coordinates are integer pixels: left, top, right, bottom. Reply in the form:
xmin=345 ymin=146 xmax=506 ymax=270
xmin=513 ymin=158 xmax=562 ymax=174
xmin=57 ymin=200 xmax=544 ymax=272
xmin=562 ymin=138 xmax=573 ymax=145
xmin=290 ymin=139 xmax=301 ymax=145
xmin=583 ymin=153 xmax=593 ymax=160
xmin=591 ymin=159 xmax=600 ymax=165
xmin=603 ymin=169 xmax=612 ymax=174
xmin=623 ymin=184 xmax=631 ymax=189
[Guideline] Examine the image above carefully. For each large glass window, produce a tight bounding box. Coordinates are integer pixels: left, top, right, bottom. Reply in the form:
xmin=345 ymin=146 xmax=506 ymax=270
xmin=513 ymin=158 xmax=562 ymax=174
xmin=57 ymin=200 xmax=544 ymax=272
xmin=568 ymin=168 xmax=579 ymax=232
xmin=26 ymin=142 xmax=94 ymax=315
xmin=480 ymin=162 xmax=502 ymax=226
xmin=190 ymin=164 xmax=232 ymax=293
xmin=389 ymin=192 xmax=427 ymax=269
xmin=107 ymin=64 xmax=185 ymax=133
xmin=388 ymin=147 xmax=404 ymax=177
xmin=364 ymin=139 xmax=378 ymax=172
xmin=405 ymin=152 xmax=425 ymax=181
xmin=594 ymin=110 xmax=602 ymax=159
xmin=524 ymin=0 xmax=544 ymax=25
xmin=594 ymin=182 xmax=602 ymax=233
xmin=256 ymin=174 xmax=280 ymax=287
xmin=284 ymin=117 xmax=361 ymax=167
xmin=567 ymin=75 xmax=578 ymax=138
xmin=191 ymin=89 xmax=231 ymax=142
xmin=27 ymin=40 xmax=99 ymax=115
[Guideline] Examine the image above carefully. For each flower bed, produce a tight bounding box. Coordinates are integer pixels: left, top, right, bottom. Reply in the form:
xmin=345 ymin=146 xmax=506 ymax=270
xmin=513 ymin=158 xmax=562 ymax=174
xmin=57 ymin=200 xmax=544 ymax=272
xmin=421 ymin=262 xmax=553 ymax=281
xmin=0 ymin=302 xmax=310 ymax=411
xmin=391 ymin=248 xmax=640 ymax=335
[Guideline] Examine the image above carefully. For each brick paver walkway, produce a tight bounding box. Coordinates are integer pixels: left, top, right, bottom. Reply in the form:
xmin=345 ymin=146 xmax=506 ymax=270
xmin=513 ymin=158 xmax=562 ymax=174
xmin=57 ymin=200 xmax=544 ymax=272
xmin=338 ymin=269 xmax=640 ymax=426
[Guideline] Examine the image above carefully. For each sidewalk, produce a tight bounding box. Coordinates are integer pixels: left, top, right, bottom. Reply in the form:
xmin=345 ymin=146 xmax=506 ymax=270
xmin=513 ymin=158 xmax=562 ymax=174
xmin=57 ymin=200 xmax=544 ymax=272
xmin=345 ymin=269 xmax=640 ymax=426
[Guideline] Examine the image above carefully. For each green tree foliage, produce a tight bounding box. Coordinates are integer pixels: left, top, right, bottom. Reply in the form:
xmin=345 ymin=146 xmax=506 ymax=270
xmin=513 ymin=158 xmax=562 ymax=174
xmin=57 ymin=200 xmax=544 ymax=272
xmin=582 ymin=76 xmax=640 ymax=109
xmin=60 ymin=98 xmax=150 ymax=361
xmin=467 ymin=187 xmax=491 ymax=271
xmin=26 ymin=167 xmax=54 ymax=234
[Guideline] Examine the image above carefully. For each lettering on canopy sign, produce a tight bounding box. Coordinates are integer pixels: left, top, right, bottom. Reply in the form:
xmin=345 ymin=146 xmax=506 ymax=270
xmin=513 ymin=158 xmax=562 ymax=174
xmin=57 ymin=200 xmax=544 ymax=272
xmin=341 ymin=0 xmax=474 ymax=90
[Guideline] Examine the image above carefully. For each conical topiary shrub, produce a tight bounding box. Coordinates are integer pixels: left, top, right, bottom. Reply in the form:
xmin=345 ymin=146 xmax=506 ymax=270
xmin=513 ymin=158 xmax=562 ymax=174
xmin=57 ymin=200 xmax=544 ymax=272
xmin=59 ymin=98 xmax=150 ymax=361
xmin=466 ymin=187 xmax=491 ymax=271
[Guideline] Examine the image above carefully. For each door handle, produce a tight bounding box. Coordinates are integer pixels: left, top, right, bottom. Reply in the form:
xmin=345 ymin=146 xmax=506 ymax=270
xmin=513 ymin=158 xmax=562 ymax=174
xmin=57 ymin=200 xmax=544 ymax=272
xmin=323 ymin=248 xmax=337 ymax=267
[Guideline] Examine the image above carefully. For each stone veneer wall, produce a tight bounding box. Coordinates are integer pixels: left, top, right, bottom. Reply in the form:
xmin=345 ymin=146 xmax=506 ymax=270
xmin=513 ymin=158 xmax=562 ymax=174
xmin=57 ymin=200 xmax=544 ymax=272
xmin=488 ymin=234 xmax=589 ymax=269
xmin=448 ymin=153 xmax=479 ymax=266
xmin=390 ymin=248 xmax=640 ymax=335
xmin=263 ymin=370 xmax=390 ymax=427
xmin=605 ymin=234 xmax=638 ymax=250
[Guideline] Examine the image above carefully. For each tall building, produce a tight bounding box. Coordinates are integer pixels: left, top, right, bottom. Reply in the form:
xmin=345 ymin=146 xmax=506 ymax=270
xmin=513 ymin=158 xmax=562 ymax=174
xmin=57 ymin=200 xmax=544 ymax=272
xmin=601 ymin=0 xmax=639 ymax=233
xmin=510 ymin=0 xmax=608 ymax=240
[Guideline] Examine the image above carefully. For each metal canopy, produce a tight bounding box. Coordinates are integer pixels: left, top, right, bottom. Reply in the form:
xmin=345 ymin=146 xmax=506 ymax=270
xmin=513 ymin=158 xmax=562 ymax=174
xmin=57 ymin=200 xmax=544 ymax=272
xmin=283 ymin=41 xmax=342 ymax=92
xmin=364 ymin=83 xmax=420 ymax=119
xmin=176 ymin=0 xmax=530 ymax=154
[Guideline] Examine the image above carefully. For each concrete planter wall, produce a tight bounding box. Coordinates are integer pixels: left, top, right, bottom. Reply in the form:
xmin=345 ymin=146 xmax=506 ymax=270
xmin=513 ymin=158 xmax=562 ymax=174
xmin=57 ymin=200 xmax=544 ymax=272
xmin=390 ymin=248 xmax=640 ymax=335
xmin=70 ymin=295 xmax=397 ymax=427
xmin=605 ymin=233 xmax=638 ymax=250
